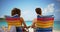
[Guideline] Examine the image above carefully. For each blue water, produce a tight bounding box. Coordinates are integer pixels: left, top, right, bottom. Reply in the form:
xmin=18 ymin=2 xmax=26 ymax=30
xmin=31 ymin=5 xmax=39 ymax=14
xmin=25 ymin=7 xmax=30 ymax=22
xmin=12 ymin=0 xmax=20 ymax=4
xmin=0 ymin=20 xmax=8 ymax=27
xmin=0 ymin=20 xmax=60 ymax=30
xmin=54 ymin=21 xmax=60 ymax=30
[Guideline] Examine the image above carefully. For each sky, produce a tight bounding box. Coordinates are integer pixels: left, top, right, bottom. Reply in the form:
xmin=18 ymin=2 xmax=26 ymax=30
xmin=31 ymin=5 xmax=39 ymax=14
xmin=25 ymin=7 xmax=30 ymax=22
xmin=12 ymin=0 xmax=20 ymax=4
xmin=0 ymin=0 xmax=60 ymax=21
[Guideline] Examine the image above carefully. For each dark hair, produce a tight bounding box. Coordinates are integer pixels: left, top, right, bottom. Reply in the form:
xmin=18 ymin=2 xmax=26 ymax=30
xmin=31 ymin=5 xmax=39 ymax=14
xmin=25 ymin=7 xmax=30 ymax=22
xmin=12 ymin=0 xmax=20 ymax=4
xmin=11 ymin=8 xmax=21 ymax=16
xmin=35 ymin=8 xmax=42 ymax=15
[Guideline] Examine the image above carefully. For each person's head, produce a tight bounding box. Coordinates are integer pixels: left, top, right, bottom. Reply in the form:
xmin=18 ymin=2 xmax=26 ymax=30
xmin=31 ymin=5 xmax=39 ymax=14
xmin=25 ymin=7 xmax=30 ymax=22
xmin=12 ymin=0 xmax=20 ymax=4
xmin=35 ymin=8 xmax=42 ymax=15
xmin=11 ymin=8 xmax=21 ymax=17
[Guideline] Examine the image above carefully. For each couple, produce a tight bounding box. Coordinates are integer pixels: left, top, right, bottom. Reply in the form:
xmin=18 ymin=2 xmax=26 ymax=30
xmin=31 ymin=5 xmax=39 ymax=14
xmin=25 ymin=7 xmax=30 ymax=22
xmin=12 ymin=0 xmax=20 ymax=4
xmin=8 ymin=8 xmax=42 ymax=32
xmin=6 ymin=8 xmax=53 ymax=32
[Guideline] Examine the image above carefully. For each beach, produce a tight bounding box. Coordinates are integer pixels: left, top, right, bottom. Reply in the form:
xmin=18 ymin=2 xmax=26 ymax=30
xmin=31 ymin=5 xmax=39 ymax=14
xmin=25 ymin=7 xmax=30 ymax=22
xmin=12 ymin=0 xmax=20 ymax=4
xmin=53 ymin=30 xmax=60 ymax=32
xmin=0 ymin=21 xmax=60 ymax=32
xmin=1 ymin=27 xmax=60 ymax=32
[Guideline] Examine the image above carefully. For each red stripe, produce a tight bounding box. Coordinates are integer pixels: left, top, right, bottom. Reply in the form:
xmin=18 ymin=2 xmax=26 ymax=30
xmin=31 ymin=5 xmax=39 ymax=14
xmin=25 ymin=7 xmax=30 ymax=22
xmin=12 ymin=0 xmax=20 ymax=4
xmin=37 ymin=17 xmax=54 ymax=21
xmin=6 ymin=18 xmax=20 ymax=20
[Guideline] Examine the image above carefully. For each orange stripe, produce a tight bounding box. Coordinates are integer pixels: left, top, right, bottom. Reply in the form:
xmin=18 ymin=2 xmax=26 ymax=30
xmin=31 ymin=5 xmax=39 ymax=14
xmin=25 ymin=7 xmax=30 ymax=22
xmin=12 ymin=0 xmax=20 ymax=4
xmin=7 ymin=20 xmax=22 ymax=26
xmin=36 ymin=20 xmax=54 ymax=28
xmin=36 ymin=23 xmax=53 ymax=26
xmin=36 ymin=25 xmax=53 ymax=28
xmin=36 ymin=23 xmax=53 ymax=28
xmin=36 ymin=20 xmax=54 ymax=24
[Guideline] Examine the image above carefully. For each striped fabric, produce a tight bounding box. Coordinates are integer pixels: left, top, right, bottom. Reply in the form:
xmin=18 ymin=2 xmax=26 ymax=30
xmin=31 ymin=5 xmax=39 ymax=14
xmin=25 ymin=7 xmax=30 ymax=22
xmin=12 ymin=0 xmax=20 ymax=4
xmin=6 ymin=17 xmax=22 ymax=27
xmin=36 ymin=16 xmax=54 ymax=32
xmin=36 ymin=27 xmax=53 ymax=32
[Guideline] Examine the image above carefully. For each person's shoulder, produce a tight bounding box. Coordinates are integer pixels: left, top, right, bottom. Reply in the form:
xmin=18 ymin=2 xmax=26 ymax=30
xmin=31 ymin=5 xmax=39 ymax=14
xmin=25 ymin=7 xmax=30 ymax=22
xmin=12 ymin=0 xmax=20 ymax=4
xmin=20 ymin=17 xmax=24 ymax=20
xmin=33 ymin=18 xmax=37 ymax=20
xmin=20 ymin=17 xmax=23 ymax=19
xmin=33 ymin=18 xmax=37 ymax=22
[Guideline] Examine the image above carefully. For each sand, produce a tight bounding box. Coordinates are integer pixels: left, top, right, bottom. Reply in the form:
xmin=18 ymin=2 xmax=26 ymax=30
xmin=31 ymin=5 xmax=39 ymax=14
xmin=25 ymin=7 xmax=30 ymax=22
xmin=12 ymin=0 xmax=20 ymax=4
xmin=53 ymin=30 xmax=60 ymax=32
xmin=0 ymin=27 xmax=60 ymax=32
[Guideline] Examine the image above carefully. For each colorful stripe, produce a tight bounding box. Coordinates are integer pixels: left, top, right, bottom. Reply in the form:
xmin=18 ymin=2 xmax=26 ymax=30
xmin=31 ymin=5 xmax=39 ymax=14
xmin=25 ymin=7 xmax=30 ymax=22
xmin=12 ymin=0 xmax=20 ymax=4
xmin=36 ymin=17 xmax=54 ymax=28
xmin=36 ymin=20 xmax=53 ymax=24
xmin=36 ymin=27 xmax=52 ymax=32
xmin=37 ymin=17 xmax=54 ymax=21
xmin=6 ymin=17 xmax=20 ymax=21
xmin=6 ymin=18 xmax=22 ymax=27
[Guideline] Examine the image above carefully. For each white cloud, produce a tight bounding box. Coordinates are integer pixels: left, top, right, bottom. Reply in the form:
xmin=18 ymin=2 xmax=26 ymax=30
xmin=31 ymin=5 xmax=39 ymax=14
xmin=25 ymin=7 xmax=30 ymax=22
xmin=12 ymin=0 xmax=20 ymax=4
xmin=0 ymin=10 xmax=11 ymax=18
xmin=0 ymin=3 xmax=55 ymax=21
xmin=55 ymin=9 xmax=60 ymax=12
xmin=0 ymin=14 xmax=5 ymax=18
xmin=21 ymin=10 xmax=36 ymax=21
xmin=42 ymin=3 xmax=54 ymax=15
xmin=0 ymin=9 xmax=36 ymax=21
xmin=54 ymin=9 xmax=60 ymax=21
xmin=0 ymin=14 xmax=10 ymax=18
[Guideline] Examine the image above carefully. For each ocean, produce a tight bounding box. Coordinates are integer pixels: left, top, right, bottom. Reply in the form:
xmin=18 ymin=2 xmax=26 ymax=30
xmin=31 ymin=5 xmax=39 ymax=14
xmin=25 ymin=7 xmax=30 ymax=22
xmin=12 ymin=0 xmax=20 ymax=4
xmin=0 ymin=20 xmax=60 ymax=30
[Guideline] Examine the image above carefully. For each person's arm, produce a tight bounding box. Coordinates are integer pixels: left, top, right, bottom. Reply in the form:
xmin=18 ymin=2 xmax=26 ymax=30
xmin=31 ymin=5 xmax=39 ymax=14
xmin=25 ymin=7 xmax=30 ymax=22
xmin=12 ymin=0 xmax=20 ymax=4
xmin=31 ymin=19 xmax=36 ymax=28
xmin=21 ymin=17 xmax=27 ymax=28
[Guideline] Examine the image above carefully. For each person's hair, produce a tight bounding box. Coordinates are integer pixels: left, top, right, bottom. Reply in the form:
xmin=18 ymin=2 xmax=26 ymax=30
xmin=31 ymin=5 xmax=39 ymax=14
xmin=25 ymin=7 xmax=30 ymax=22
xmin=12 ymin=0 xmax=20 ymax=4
xmin=11 ymin=8 xmax=21 ymax=16
xmin=35 ymin=8 xmax=42 ymax=15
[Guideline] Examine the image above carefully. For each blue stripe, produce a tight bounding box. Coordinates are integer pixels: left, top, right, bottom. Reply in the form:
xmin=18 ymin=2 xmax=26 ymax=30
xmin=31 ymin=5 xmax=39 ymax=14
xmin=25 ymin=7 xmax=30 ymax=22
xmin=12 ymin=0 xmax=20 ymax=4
xmin=36 ymin=27 xmax=53 ymax=32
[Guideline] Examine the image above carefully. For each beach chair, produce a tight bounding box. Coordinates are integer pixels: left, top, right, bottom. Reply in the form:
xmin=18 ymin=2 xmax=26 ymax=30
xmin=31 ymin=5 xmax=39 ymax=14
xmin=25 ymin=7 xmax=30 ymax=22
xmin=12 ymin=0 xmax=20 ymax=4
xmin=35 ymin=15 xmax=54 ymax=32
xmin=0 ymin=18 xmax=9 ymax=32
xmin=0 ymin=28 xmax=4 ymax=32
xmin=6 ymin=17 xmax=23 ymax=32
xmin=10 ymin=26 xmax=16 ymax=32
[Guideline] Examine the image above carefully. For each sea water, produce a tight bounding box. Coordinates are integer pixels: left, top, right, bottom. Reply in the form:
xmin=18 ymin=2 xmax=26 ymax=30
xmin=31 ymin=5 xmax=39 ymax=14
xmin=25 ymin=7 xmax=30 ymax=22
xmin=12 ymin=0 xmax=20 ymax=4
xmin=0 ymin=20 xmax=60 ymax=30
xmin=54 ymin=21 xmax=60 ymax=30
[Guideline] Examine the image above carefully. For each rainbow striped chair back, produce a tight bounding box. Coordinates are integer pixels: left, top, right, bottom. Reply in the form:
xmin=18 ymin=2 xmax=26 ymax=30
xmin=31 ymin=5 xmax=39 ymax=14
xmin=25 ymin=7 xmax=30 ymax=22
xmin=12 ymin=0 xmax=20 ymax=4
xmin=36 ymin=15 xmax=54 ymax=32
xmin=6 ymin=17 xmax=22 ymax=30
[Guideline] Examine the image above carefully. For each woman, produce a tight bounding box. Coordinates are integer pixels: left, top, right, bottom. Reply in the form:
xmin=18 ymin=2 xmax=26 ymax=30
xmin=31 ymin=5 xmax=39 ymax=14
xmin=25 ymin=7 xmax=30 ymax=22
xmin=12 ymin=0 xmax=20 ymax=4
xmin=11 ymin=8 xmax=27 ymax=32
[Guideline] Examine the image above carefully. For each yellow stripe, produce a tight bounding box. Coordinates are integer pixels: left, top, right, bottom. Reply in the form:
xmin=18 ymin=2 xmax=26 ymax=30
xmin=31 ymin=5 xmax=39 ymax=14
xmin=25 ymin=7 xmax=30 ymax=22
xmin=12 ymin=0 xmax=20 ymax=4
xmin=36 ymin=23 xmax=53 ymax=26
xmin=36 ymin=20 xmax=53 ymax=25
xmin=36 ymin=20 xmax=54 ymax=28
xmin=36 ymin=20 xmax=54 ymax=23
xmin=36 ymin=25 xmax=53 ymax=28
xmin=7 ymin=20 xmax=22 ymax=27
